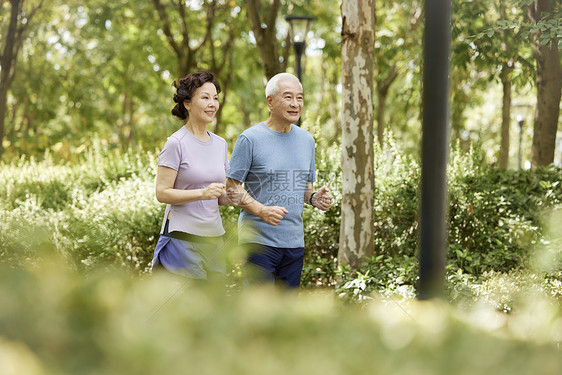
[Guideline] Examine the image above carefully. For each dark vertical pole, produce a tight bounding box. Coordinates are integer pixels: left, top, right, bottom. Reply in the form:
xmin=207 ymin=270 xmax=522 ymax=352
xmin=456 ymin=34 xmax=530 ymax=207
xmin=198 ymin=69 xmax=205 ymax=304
xmin=294 ymin=41 xmax=305 ymax=126
xmin=295 ymin=47 xmax=303 ymax=82
xmin=418 ymin=0 xmax=452 ymax=300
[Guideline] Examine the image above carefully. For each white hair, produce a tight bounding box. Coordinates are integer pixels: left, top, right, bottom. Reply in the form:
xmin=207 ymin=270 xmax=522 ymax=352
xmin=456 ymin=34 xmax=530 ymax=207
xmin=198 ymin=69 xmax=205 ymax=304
xmin=265 ymin=73 xmax=303 ymax=98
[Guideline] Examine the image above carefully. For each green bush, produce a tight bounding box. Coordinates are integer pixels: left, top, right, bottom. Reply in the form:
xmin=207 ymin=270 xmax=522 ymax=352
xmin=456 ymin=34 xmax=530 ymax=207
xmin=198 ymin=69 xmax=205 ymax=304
xmin=0 ymin=146 xmax=162 ymax=273
xmin=302 ymin=143 xmax=342 ymax=287
xmin=447 ymin=147 xmax=562 ymax=274
xmin=303 ymin=140 xmax=562 ymax=300
xmin=62 ymin=174 xmax=164 ymax=272
xmin=0 ymin=143 xmax=156 ymax=211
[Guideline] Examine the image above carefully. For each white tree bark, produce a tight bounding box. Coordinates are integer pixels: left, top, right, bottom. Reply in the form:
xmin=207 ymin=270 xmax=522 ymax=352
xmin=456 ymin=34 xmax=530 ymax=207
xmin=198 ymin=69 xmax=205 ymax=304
xmin=338 ymin=0 xmax=376 ymax=268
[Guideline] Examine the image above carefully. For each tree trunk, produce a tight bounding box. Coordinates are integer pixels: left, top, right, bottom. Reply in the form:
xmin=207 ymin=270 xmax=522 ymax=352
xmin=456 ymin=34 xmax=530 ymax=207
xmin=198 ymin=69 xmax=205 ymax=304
xmin=338 ymin=0 xmax=376 ymax=269
xmin=177 ymin=53 xmax=192 ymax=78
xmin=376 ymin=89 xmax=386 ymax=147
xmin=0 ymin=0 xmax=44 ymax=157
xmin=213 ymin=44 xmax=234 ymax=134
xmin=211 ymin=19 xmax=236 ymax=135
xmin=528 ymin=0 xmax=562 ymax=167
xmin=127 ymin=95 xmax=136 ymax=148
xmin=499 ymin=63 xmax=513 ymax=169
xmin=376 ymin=66 xmax=398 ymax=146
xmin=0 ymin=75 xmax=9 ymax=157
xmin=245 ymin=0 xmax=285 ymax=80
xmin=0 ymin=0 xmax=22 ymax=157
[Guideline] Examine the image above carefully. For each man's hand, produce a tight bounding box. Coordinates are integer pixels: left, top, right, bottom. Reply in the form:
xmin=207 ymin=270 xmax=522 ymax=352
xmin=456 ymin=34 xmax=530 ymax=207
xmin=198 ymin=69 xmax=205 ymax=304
xmin=226 ymin=187 xmax=242 ymax=205
xmin=312 ymin=186 xmax=333 ymax=211
xmin=258 ymin=206 xmax=289 ymax=226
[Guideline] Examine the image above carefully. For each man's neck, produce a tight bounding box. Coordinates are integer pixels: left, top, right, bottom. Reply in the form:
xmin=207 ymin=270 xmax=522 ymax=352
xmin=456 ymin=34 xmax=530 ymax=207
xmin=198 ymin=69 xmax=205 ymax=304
xmin=264 ymin=118 xmax=292 ymax=133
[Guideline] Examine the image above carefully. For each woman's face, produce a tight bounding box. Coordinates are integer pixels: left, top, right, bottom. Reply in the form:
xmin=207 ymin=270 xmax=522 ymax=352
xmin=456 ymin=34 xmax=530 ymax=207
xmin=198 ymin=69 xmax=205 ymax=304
xmin=184 ymin=82 xmax=219 ymax=124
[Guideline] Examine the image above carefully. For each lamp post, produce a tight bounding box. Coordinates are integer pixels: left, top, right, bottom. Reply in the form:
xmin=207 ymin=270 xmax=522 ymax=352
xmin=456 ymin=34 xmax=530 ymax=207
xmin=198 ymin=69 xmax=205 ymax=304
xmin=517 ymin=114 xmax=524 ymax=170
xmin=418 ymin=0 xmax=451 ymax=300
xmin=286 ymin=15 xmax=314 ymax=126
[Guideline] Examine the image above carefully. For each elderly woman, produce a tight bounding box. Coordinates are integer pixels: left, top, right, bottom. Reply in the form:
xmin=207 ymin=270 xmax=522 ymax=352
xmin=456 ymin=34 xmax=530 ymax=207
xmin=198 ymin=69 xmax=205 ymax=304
xmin=152 ymin=70 xmax=231 ymax=280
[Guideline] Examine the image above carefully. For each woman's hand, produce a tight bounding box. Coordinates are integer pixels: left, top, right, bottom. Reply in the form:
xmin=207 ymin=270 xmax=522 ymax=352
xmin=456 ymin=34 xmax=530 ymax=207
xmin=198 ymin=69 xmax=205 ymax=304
xmin=201 ymin=183 xmax=226 ymax=200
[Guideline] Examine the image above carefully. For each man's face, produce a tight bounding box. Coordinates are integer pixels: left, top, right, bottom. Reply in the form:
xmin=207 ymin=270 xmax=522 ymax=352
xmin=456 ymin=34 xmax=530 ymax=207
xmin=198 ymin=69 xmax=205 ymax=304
xmin=267 ymin=78 xmax=303 ymax=124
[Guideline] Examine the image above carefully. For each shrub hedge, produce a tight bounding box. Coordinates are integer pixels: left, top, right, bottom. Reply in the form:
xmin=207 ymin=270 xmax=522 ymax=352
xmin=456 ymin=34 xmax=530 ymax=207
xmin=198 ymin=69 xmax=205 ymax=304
xmin=302 ymin=141 xmax=562 ymax=302
xmin=1 ymin=141 xmax=561 ymax=300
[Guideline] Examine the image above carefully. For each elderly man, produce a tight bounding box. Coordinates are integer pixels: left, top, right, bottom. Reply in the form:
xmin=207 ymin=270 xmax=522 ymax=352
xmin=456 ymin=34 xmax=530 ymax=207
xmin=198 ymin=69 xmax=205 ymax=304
xmin=227 ymin=72 xmax=333 ymax=288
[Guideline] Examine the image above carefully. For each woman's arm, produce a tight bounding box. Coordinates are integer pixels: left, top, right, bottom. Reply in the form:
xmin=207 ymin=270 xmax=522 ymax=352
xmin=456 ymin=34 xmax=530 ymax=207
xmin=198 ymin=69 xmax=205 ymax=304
xmin=155 ymin=166 xmax=225 ymax=205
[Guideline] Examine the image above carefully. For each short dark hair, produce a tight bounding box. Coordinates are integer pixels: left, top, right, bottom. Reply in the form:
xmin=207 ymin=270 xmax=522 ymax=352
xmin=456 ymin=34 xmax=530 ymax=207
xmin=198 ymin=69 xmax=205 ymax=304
xmin=171 ymin=70 xmax=221 ymax=120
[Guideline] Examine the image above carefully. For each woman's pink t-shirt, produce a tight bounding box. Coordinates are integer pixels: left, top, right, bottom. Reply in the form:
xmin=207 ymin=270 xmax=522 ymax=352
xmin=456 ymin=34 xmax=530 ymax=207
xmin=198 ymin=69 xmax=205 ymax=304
xmin=158 ymin=126 xmax=229 ymax=237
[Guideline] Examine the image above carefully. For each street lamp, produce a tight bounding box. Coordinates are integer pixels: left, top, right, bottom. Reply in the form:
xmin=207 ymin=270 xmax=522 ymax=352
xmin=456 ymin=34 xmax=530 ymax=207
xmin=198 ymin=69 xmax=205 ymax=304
xmin=285 ymin=16 xmax=314 ymax=81
xmin=285 ymin=15 xmax=314 ymax=126
xmin=517 ymin=114 xmax=524 ymax=170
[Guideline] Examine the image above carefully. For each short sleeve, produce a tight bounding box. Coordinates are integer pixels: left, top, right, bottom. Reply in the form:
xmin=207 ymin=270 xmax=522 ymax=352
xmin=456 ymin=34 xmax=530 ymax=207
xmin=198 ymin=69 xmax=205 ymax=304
xmin=309 ymin=138 xmax=316 ymax=183
xmin=158 ymin=136 xmax=181 ymax=171
xmin=226 ymin=135 xmax=252 ymax=182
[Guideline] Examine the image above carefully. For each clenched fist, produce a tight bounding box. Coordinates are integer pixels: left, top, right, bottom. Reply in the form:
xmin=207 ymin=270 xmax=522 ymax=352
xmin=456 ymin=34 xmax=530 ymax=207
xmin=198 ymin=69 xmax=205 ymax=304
xmin=312 ymin=186 xmax=333 ymax=211
xmin=201 ymin=183 xmax=226 ymax=200
xmin=226 ymin=187 xmax=243 ymax=205
xmin=259 ymin=206 xmax=289 ymax=226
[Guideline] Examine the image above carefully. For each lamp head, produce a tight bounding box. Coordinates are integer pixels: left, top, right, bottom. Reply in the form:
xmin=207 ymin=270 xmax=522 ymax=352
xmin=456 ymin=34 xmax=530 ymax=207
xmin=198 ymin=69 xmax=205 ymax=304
xmin=285 ymin=16 xmax=314 ymax=44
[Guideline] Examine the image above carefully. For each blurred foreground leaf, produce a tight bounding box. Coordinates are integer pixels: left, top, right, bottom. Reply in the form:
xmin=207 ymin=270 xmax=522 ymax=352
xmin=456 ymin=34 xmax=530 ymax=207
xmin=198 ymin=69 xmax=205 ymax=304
xmin=1 ymin=253 xmax=561 ymax=375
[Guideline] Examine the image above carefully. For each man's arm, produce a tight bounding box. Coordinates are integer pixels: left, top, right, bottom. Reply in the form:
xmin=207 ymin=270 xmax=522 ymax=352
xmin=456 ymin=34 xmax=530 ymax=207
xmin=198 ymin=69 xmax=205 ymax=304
xmin=226 ymin=177 xmax=288 ymax=226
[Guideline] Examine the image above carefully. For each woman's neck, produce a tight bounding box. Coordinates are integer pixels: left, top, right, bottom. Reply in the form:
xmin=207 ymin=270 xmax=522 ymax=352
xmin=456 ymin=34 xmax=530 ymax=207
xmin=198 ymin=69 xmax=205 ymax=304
xmin=185 ymin=121 xmax=210 ymax=140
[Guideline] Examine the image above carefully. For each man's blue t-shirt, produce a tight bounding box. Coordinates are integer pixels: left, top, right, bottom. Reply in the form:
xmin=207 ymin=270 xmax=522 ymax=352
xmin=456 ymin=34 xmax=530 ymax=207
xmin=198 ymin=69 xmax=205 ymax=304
xmin=227 ymin=122 xmax=316 ymax=248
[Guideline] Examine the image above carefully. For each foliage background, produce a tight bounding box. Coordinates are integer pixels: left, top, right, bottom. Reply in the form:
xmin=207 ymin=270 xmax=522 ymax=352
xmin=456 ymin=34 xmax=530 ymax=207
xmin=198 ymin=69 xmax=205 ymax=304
xmin=2 ymin=0 xmax=560 ymax=166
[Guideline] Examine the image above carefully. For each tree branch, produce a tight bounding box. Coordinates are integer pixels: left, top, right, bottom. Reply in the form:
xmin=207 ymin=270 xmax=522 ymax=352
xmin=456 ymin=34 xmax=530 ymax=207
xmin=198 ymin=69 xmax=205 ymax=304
xmin=193 ymin=0 xmax=215 ymax=53
xmin=244 ymin=0 xmax=282 ymax=79
xmin=176 ymin=0 xmax=190 ymax=50
xmin=13 ymin=0 xmax=45 ymax=62
xmin=245 ymin=0 xmax=264 ymax=43
xmin=216 ymin=23 xmax=236 ymax=74
xmin=152 ymin=0 xmax=182 ymax=56
xmin=265 ymin=0 xmax=280 ymax=29
xmin=378 ymin=65 xmax=398 ymax=94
